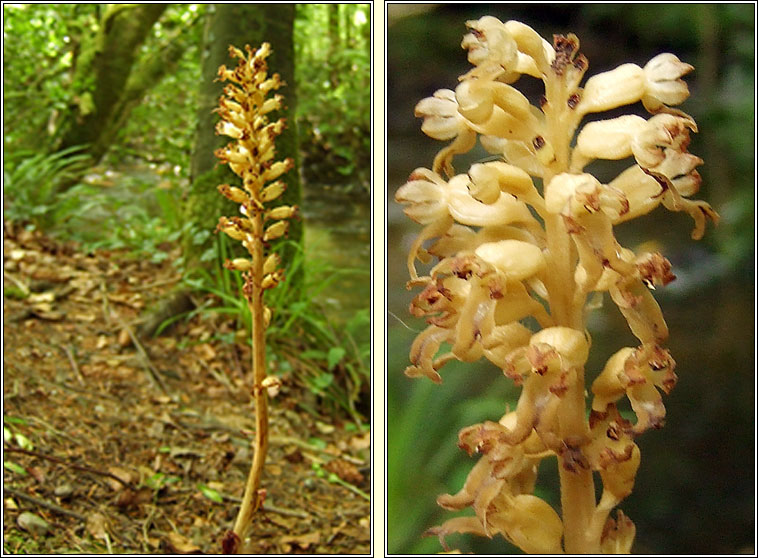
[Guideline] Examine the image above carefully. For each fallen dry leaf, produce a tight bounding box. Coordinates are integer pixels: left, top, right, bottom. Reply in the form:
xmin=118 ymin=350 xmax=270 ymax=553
xmin=281 ymin=531 xmax=321 ymax=550
xmin=106 ymin=466 xmax=134 ymax=490
xmin=165 ymin=531 xmax=201 ymax=554
xmin=325 ymin=459 xmax=364 ymax=485
xmin=86 ymin=512 xmax=109 ymax=540
xmin=349 ymin=431 xmax=371 ymax=451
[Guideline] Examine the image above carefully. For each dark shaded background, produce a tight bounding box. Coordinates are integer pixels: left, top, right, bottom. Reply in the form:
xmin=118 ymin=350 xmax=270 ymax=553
xmin=386 ymin=4 xmax=755 ymax=554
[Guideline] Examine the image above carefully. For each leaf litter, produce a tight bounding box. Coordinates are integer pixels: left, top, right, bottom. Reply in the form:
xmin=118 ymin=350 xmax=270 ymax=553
xmin=2 ymin=223 xmax=370 ymax=554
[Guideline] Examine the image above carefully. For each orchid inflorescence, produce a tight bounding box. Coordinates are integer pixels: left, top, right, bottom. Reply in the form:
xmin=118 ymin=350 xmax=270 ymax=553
xmin=395 ymin=17 xmax=718 ymax=554
xmin=214 ymin=42 xmax=295 ymax=554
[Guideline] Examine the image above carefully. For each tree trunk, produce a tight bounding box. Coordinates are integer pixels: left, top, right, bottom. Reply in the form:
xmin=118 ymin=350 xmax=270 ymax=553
xmin=328 ymin=4 xmax=340 ymax=87
xmin=184 ymin=4 xmax=302 ymax=277
xmin=54 ymin=5 xmax=168 ymax=165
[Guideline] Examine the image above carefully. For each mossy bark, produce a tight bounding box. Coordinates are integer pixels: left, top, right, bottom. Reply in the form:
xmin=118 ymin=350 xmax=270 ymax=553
xmin=54 ymin=5 xmax=170 ymax=168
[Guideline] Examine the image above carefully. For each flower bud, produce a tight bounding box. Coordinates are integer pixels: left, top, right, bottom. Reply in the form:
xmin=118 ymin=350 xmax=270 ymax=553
xmin=263 ymin=220 xmax=288 ymax=241
xmin=265 ymin=205 xmax=297 ymax=221
xmin=261 ymin=375 xmax=282 ymax=397
xmin=260 ymin=96 xmax=282 ymax=115
xmin=217 ymin=218 xmax=246 ymax=241
xmin=475 ymin=239 xmax=545 ymax=282
xmin=572 ymin=115 xmax=646 ymax=170
xmin=260 ymin=180 xmax=286 ymax=202
xmin=262 ymin=159 xmax=293 ymax=182
xmin=263 ymin=305 xmax=272 ymax=328
xmin=218 ymin=183 xmax=250 ymax=204
xmin=261 ymin=273 xmax=278 ymax=290
xmin=530 ymin=326 xmax=589 ymax=369
xmin=577 ymin=63 xmax=645 ymax=115
xmin=224 ymin=258 xmax=253 ymax=272
xmin=262 ymin=253 xmax=280 ymax=275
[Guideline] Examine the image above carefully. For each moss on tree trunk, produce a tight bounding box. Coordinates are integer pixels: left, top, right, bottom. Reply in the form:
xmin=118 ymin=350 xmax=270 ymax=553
xmin=55 ymin=5 xmax=168 ymax=163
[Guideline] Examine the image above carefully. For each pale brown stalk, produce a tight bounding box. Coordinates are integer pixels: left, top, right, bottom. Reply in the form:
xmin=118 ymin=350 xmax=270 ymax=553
xmin=214 ymin=43 xmax=295 ymax=554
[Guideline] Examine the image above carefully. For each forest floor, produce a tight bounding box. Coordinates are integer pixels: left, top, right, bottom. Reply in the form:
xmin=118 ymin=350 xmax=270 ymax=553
xmin=2 ymin=223 xmax=371 ymax=554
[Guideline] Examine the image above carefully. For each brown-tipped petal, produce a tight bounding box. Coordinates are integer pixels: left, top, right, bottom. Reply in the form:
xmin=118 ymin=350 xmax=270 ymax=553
xmin=425 ymin=516 xmax=487 ymax=551
xmin=610 ymin=280 xmax=669 ymax=345
xmin=261 ymin=159 xmax=293 ymax=182
xmin=608 ymin=165 xmax=664 ymax=223
xmin=600 ymin=510 xmax=636 ymax=554
xmin=405 ymin=325 xmax=450 ymax=383
xmin=437 ymin=457 xmax=491 ymax=510
xmin=260 ymin=180 xmax=286 ymax=202
xmin=260 ymin=96 xmax=282 ymax=115
xmin=415 ymin=89 xmax=467 ymax=141
xmin=642 ymin=53 xmax=693 ymax=111
xmin=395 ymin=170 xmax=450 ymax=224
xmin=263 ymin=220 xmax=288 ymax=242
xmin=591 ymin=347 xmax=635 ymax=412
xmin=217 ymin=184 xmax=250 ymax=205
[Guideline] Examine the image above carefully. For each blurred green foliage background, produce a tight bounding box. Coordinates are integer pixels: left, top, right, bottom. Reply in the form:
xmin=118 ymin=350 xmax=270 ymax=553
xmin=387 ymin=4 xmax=754 ymax=554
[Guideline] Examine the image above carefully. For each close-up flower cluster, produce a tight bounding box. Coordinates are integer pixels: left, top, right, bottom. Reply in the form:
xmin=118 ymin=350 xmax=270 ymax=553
xmin=213 ymin=43 xmax=295 ymax=554
xmin=395 ymin=16 xmax=718 ymax=554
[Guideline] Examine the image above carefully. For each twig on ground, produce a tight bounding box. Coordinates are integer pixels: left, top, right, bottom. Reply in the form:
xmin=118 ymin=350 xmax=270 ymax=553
xmin=4 ymin=270 xmax=30 ymax=296
xmin=129 ymin=276 xmax=181 ymax=291
xmin=4 ymin=446 xmax=137 ymax=491
xmin=60 ymin=344 xmax=85 ymax=385
xmin=26 ymin=415 xmax=84 ymax=444
xmin=4 ymin=486 xmax=87 ymax=521
xmin=99 ymin=279 xmax=112 ymax=328
xmin=35 ymin=375 xmax=120 ymax=403
xmin=111 ymin=312 xmax=170 ymax=396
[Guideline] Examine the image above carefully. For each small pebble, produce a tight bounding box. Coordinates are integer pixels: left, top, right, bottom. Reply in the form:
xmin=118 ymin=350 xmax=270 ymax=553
xmin=55 ymin=483 xmax=74 ymax=499
xmin=17 ymin=511 xmax=50 ymax=537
